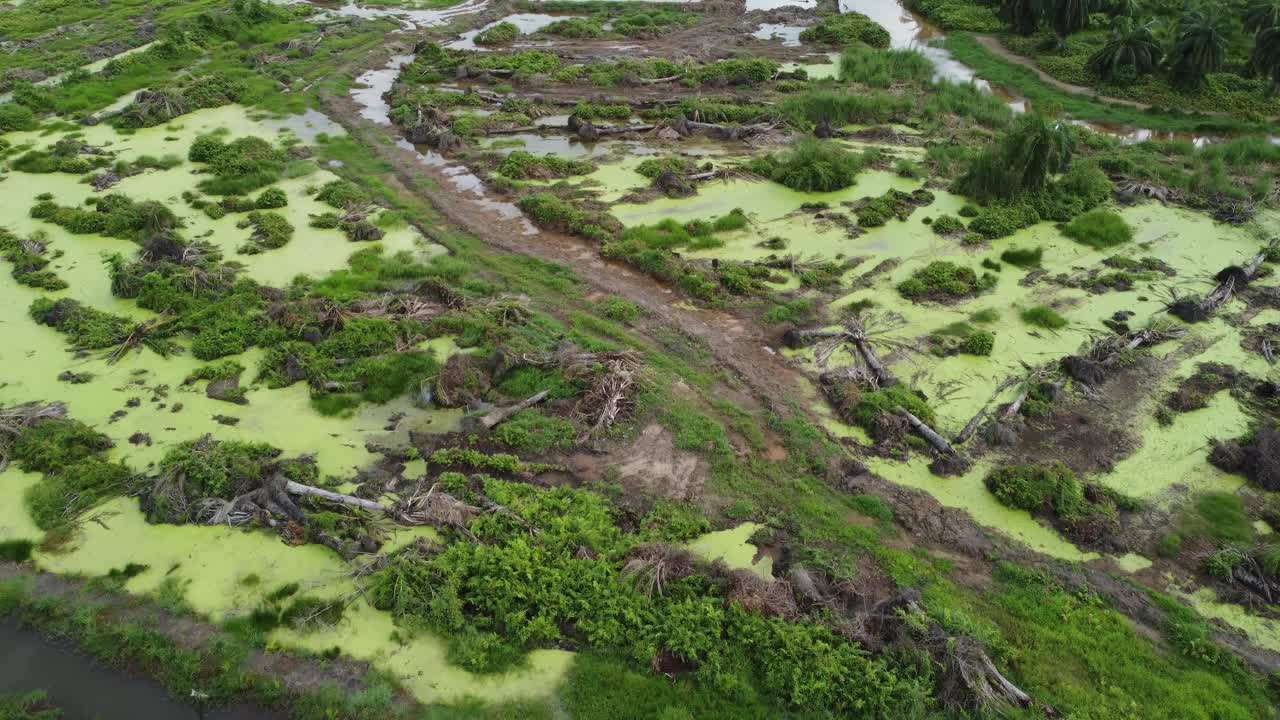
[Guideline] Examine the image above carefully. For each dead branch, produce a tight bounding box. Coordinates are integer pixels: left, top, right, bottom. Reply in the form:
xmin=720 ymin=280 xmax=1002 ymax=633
xmin=955 ymin=377 xmax=1018 ymax=445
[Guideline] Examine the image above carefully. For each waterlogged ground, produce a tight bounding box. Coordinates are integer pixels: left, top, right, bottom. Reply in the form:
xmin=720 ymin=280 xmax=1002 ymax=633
xmin=0 ymin=104 xmax=587 ymax=705
xmin=590 ymin=142 xmax=1279 ymax=571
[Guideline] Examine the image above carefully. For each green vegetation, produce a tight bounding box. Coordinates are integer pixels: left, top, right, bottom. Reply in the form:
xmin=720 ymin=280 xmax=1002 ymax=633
xmin=800 ymin=12 xmax=891 ymax=48
xmin=931 ymin=321 xmax=996 ymax=356
xmin=898 ymin=261 xmax=997 ymax=300
xmin=943 ymin=32 xmax=1274 ymax=132
xmin=1062 ymin=209 xmax=1134 ymax=249
xmin=1021 ymin=304 xmax=1068 ymax=329
xmin=856 ymin=188 xmax=935 ymax=227
xmin=475 ymin=21 xmax=519 ymax=46
xmin=0 ymin=691 xmax=60 ymax=720
xmin=189 ymin=134 xmax=288 ymax=196
xmin=839 ymin=43 xmax=934 ymax=87
xmin=0 ymin=229 xmax=66 ymax=290
xmin=747 ymin=138 xmax=880 ymax=193
xmin=999 ymin=246 xmax=1043 ymax=268
xmin=367 ymin=474 xmax=930 ymax=716
xmin=496 ymin=151 xmax=595 ymax=180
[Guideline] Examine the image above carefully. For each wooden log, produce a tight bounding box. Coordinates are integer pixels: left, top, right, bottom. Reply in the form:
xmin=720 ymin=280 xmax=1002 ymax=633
xmin=899 ymin=409 xmax=957 ymax=456
xmin=472 ymin=390 xmax=550 ymax=430
xmin=284 ymin=480 xmax=390 ymax=513
xmin=955 ymin=377 xmax=1017 ymax=444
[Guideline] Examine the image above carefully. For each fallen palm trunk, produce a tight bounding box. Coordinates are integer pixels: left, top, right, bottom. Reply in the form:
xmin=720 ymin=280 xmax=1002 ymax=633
xmin=899 ymin=409 xmax=958 ymax=457
xmin=462 ymin=390 xmax=549 ymax=432
xmin=869 ymin=590 xmax=1050 ymax=716
xmin=285 ymin=481 xmax=388 ymax=513
xmin=955 ymin=377 xmax=1017 ymax=445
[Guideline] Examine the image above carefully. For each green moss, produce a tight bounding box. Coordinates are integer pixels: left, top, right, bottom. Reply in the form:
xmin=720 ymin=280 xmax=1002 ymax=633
xmin=853 ymin=385 xmax=935 ymax=428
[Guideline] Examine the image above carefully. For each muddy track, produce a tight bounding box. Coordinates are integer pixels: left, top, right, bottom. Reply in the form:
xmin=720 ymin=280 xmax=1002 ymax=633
xmin=319 ymin=52 xmax=810 ymax=413
xmin=972 ymin=35 xmax=1153 ymax=111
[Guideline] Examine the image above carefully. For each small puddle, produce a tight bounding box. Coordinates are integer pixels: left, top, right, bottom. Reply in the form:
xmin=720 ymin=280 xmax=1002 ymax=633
xmin=351 ymin=53 xmax=416 ymax=125
xmin=745 ymin=0 xmax=816 ymax=9
xmin=446 ymin=14 xmax=574 ymax=51
xmin=686 ymin=522 xmax=774 ymax=579
xmin=752 ymin=23 xmax=804 ymax=47
xmin=309 ymin=0 xmax=490 ymax=30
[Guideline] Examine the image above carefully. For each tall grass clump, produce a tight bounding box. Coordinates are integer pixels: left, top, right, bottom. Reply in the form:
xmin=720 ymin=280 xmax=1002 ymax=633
xmin=839 ymin=44 xmax=933 ymax=87
xmin=1021 ymin=305 xmax=1068 ymax=329
xmin=1062 ymin=209 xmax=1133 ymax=249
xmin=747 ymin=137 xmax=880 ymax=192
xmin=781 ymin=90 xmax=911 ymax=127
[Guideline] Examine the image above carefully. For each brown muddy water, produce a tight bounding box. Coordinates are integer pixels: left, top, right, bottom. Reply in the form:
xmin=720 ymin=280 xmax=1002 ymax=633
xmin=0 ymin=620 xmax=281 ymax=720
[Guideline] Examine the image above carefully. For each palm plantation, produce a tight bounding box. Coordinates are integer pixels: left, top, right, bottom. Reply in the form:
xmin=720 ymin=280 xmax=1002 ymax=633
xmin=1167 ymin=5 xmax=1231 ymax=88
xmin=1087 ymin=16 xmax=1163 ymax=80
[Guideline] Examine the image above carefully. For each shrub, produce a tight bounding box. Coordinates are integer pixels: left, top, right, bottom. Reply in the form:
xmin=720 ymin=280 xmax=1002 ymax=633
xmin=255 ymin=187 xmax=289 ymax=209
xmin=239 ymin=211 xmax=294 ymax=253
xmin=191 ymin=135 xmax=288 ymax=196
xmin=10 ymin=419 xmax=113 ymax=474
xmin=494 ymin=409 xmax=576 ymax=453
xmin=799 ymin=12 xmax=891 ymax=48
xmin=1063 ymin=209 xmax=1133 ymax=249
xmin=0 ymin=102 xmax=38 ymax=132
xmin=497 ymin=151 xmax=594 ymax=180
xmin=1000 ymin=246 xmax=1043 ymax=268
xmin=315 ymin=180 xmax=368 ymax=209
xmin=986 ymin=463 xmax=1086 ymax=521
xmin=747 ymin=137 xmax=879 ymax=193
xmin=897 ymin=261 xmax=996 ymax=300
xmin=960 ymin=329 xmax=995 ymax=355
xmin=856 ymin=189 xmax=934 ymax=227
xmin=1021 ymin=305 xmax=1068 ymax=329
xmin=931 ymin=214 xmax=965 ymax=234
xmin=27 ymin=457 xmax=133 ymax=530
xmin=968 ymin=203 xmax=1040 ymax=239
xmin=542 ymin=17 xmax=605 ymax=39
xmin=475 ymin=21 xmax=519 ymax=46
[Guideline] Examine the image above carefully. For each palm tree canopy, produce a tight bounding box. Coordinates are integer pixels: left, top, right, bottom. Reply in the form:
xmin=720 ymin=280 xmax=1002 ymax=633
xmin=1087 ymin=17 xmax=1163 ymax=79
xmin=1001 ymin=0 xmax=1044 ymax=34
xmin=1168 ymin=5 xmax=1231 ymax=88
xmin=1251 ymin=25 xmax=1280 ymax=88
xmin=1244 ymin=0 xmax=1280 ymax=33
xmin=1004 ymin=112 xmax=1076 ymax=191
xmin=1049 ymin=0 xmax=1093 ymax=37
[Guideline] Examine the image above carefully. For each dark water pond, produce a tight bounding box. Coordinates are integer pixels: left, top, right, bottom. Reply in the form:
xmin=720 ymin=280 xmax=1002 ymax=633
xmin=0 ymin=620 xmax=280 ymax=720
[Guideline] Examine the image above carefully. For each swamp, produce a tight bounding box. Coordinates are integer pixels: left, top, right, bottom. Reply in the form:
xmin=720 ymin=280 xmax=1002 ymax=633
xmin=1 ymin=0 xmax=1280 ymax=717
